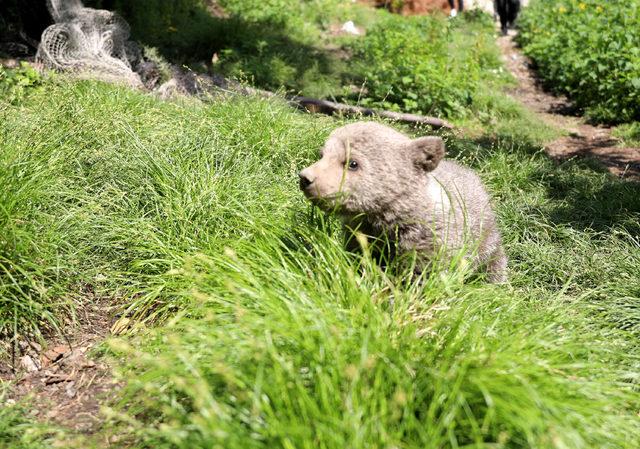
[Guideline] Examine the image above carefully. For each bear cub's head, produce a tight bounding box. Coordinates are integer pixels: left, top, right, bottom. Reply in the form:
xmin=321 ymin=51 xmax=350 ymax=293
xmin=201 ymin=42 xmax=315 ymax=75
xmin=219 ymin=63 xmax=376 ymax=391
xmin=299 ymin=122 xmax=445 ymax=214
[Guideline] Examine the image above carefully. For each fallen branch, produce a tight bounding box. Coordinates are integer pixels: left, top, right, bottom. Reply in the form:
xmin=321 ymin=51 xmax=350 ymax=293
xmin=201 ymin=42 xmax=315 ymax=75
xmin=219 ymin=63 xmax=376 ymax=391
xmin=201 ymin=75 xmax=452 ymax=129
xmin=290 ymin=96 xmax=454 ymax=129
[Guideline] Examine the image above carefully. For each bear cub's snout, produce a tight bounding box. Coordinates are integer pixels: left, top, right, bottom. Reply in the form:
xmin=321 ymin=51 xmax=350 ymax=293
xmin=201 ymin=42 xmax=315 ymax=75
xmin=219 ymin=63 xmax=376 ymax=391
xmin=299 ymin=121 xmax=507 ymax=283
xmin=298 ymin=170 xmax=313 ymax=191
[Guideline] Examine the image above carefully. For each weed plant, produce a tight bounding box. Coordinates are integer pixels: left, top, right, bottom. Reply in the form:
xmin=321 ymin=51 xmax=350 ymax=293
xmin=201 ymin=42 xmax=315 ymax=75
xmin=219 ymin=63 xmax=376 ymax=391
xmin=613 ymin=121 xmax=640 ymax=147
xmin=0 ymin=385 xmax=55 ymax=449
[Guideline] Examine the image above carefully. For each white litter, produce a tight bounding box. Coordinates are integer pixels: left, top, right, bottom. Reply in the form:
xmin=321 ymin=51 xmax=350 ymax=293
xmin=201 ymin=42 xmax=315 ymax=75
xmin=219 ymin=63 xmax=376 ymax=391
xmin=341 ymin=21 xmax=360 ymax=36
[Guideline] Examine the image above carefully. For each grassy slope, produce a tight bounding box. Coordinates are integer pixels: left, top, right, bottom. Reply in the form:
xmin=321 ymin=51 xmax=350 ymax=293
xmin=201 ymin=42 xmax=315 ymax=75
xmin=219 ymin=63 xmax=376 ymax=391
xmin=2 ymin=77 xmax=639 ymax=447
xmin=1 ymin=5 xmax=640 ymax=449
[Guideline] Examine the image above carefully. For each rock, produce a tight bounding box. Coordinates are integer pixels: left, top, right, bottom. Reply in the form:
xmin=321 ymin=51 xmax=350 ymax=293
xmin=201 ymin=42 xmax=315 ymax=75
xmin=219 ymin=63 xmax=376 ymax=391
xmin=60 ymin=348 xmax=87 ymax=369
xmin=83 ymin=359 xmax=96 ymax=368
xmin=19 ymin=355 xmax=39 ymax=372
xmin=42 ymin=345 xmax=68 ymax=366
xmin=341 ymin=21 xmax=361 ymax=35
xmin=65 ymin=381 xmax=77 ymax=398
xmin=44 ymin=374 xmax=72 ymax=385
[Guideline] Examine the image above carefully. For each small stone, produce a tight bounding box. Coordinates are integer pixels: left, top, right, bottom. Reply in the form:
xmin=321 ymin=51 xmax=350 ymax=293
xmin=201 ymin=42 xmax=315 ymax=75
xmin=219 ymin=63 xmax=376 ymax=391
xmin=65 ymin=381 xmax=77 ymax=398
xmin=62 ymin=349 xmax=85 ymax=367
xmin=83 ymin=359 xmax=96 ymax=368
xmin=19 ymin=355 xmax=39 ymax=372
xmin=43 ymin=345 xmax=68 ymax=364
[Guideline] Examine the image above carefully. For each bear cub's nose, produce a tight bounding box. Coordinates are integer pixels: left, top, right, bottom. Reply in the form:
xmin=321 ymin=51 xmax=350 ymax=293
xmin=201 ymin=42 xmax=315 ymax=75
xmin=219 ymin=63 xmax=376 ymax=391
xmin=298 ymin=171 xmax=313 ymax=190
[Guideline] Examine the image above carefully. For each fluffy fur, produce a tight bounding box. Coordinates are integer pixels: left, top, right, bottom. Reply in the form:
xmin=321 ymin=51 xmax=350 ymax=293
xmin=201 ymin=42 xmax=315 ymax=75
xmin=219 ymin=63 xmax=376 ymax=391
xmin=299 ymin=122 xmax=507 ymax=282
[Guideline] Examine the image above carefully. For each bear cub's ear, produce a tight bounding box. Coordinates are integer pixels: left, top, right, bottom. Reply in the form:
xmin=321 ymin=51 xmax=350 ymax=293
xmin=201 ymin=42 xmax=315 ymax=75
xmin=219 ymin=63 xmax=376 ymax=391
xmin=406 ymin=136 xmax=445 ymax=172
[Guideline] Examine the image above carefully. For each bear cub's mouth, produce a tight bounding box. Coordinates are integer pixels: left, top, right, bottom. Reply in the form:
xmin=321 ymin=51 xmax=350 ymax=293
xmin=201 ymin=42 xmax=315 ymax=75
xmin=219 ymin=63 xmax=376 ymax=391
xmin=299 ymin=184 xmax=348 ymax=212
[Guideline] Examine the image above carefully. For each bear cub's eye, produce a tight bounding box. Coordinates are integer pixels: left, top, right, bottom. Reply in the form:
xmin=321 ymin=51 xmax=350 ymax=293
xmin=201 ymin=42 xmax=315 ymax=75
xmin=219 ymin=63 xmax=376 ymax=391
xmin=348 ymin=160 xmax=359 ymax=171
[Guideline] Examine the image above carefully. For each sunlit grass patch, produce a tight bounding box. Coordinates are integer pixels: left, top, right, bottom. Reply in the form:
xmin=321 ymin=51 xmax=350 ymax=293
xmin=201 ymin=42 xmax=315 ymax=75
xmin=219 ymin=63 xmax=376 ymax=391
xmin=1 ymin=47 xmax=639 ymax=446
xmin=109 ymin=224 xmax=640 ymax=448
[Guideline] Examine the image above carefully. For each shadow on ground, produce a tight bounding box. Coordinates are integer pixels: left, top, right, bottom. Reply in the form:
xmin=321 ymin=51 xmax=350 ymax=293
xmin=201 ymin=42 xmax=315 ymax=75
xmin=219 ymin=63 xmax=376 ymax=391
xmin=90 ymin=0 xmax=345 ymax=95
xmin=447 ymin=132 xmax=640 ymax=237
xmin=535 ymin=160 xmax=640 ymax=236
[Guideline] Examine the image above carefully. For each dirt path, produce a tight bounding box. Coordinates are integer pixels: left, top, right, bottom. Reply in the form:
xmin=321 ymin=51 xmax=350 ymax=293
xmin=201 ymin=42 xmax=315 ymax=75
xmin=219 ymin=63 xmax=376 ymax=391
xmin=497 ymin=33 xmax=640 ymax=180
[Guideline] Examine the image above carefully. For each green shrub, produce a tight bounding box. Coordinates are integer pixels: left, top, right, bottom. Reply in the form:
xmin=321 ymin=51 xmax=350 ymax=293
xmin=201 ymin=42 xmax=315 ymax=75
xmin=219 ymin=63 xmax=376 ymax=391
xmin=84 ymin=0 xmax=350 ymax=96
xmin=345 ymin=12 xmax=505 ymax=119
xmin=0 ymin=63 xmax=44 ymax=104
xmin=517 ymin=0 xmax=640 ymax=123
xmin=83 ymin=0 xmax=220 ymax=60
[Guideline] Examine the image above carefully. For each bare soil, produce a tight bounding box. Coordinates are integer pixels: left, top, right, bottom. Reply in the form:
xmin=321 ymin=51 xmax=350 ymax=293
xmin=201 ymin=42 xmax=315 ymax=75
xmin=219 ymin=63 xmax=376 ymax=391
xmin=2 ymin=296 xmax=119 ymax=435
xmin=497 ymin=32 xmax=640 ymax=180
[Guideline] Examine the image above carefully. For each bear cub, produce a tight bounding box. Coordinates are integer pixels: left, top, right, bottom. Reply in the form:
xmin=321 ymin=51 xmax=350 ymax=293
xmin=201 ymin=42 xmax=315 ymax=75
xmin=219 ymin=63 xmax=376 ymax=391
xmin=299 ymin=122 xmax=507 ymax=283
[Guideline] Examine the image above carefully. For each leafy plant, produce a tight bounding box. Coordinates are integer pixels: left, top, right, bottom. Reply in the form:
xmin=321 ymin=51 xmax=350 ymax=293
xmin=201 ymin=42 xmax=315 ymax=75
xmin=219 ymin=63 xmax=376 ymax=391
xmin=0 ymin=62 xmax=43 ymax=104
xmin=517 ymin=0 xmax=640 ymax=123
xmin=345 ymin=12 xmax=505 ymax=119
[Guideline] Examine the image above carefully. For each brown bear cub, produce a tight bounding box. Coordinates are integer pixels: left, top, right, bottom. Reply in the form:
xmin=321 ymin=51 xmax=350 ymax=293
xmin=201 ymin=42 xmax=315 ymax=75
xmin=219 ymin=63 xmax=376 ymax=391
xmin=298 ymin=122 xmax=507 ymax=283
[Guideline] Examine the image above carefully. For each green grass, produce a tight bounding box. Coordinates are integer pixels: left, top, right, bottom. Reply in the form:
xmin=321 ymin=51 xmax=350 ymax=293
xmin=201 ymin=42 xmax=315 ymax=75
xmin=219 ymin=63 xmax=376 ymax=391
xmin=108 ymin=235 xmax=640 ymax=448
xmin=2 ymin=76 xmax=639 ymax=447
xmin=84 ymin=0 xmax=377 ymax=98
xmin=0 ymin=387 xmax=54 ymax=449
xmin=0 ymin=77 xmax=336 ymax=341
xmin=2 ymin=1 xmax=640 ymax=446
xmin=613 ymin=121 xmax=640 ymax=147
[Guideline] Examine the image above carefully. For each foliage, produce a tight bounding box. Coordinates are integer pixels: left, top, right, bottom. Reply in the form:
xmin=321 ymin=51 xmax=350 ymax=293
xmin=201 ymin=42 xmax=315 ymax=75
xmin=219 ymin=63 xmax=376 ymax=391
xmin=110 ymin=234 xmax=640 ymax=449
xmin=206 ymin=19 xmax=345 ymax=97
xmin=0 ymin=63 xmax=43 ymax=104
xmin=613 ymin=121 xmax=640 ymax=147
xmin=0 ymin=79 xmax=333 ymax=340
xmin=90 ymin=0 xmax=515 ymax=117
xmin=85 ymin=0 xmax=216 ymax=59
xmin=2 ymin=2 xmax=640 ymax=444
xmin=0 ymin=391 xmax=53 ymax=449
xmin=517 ymin=0 xmax=640 ymax=123
xmin=346 ymin=11 xmax=508 ymax=118
xmin=84 ymin=0 xmax=354 ymax=97
xmin=0 ymin=0 xmax=52 ymax=48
